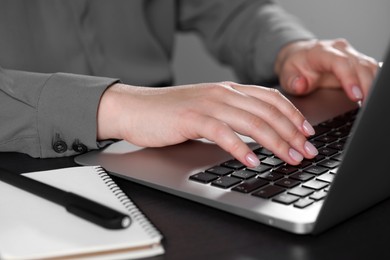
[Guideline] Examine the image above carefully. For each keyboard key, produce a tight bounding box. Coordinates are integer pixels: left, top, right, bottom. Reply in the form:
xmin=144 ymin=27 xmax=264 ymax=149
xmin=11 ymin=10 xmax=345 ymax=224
xmin=311 ymin=125 xmax=329 ymax=138
xmin=262 ymin=157 xmax=284 ymax=167
xmin=290 ymin=172 xmax=315 ymax=182
xmin=314 ymin=135 xmax=338 ymax=144
xmin=189 ymin=172 xmax=219 ymax=183
xmin=310 ymin=190 xmax=327 ymax=201
xmin=232 ymin=178 xmax=269 ymax=193
xmin=303 ymin=179 xmax=329 ymax=190
xmin=252 ymin=185 xmax=285 ymax=199
xmin=316 ymin=173 xmax=335 ymax=183
xmin=273 ymin=165 xmax=298 ymax=175
xmin=297 ymin=160 xmax=314 ymax=169
xmin=212 ymin=176 xmax=241 ymax=188
xmin=231 ymin=169 xmax=257 ymax=180
xmin=327 ymin=142 xmax=345 ymax=151
xmin=254 ymin=147 xmax=273 ymax=156
xmin=272 ymin=193 xmax=300 ymax=205
xmin=275 ymin=178 xmax=300 ymax=188
xmin=328 ymin=128 xmax=349 ymax=138
xmin=304 ymin=165 xmax=328 ymax=175
xmin=258 ymin=171 xmax=284 ymax=181
xmin=206 ymin=166 xmax=233 ymax=176
xmin=319 ymin=118 xmax=346 ymax=129
xmin=247 ymin=164 xmax=272 ymax=173
xmin=310 ymin=154 xmax=326 ymax=162
xmin=311 ymin=140 xmax=326 ymax=149
xmin=294 ymin=198 xmax=315 ymax=209
xmin=318 ymin=147 xmax=338 ymax=157
xmin=221 ymin=159 xmax=245 ymax=170
xmin=318 ymin=159 xmax=340 ymax=169
xmin=256 ymin=155 xmax=267 ymax=161
xmin=331 ymin=153 xmax=344 ymax=161
xmin=288 ymin=186 xmax=314 ymax=197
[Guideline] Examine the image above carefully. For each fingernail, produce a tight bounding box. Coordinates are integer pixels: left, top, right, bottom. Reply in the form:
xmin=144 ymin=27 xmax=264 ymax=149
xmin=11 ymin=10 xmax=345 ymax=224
xmin=289 ymin=148 xmax=303 ymax=162
xmin=304 ymin=141 xmax=318 ymax=156
xmin=302 ymin=120 xmax=315 ymax=136
xmin=352 ymin=85 xmax=363 ymax=100
xmin=291 ymin=76 xmax=301 ymax=91
xmin=246 ymin=153 xmax=260 ymax=167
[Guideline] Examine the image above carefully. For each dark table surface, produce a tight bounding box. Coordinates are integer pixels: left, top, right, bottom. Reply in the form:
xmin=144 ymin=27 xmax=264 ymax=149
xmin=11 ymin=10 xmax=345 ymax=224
xmin=2 ymin=151 xmax=390 ymax=260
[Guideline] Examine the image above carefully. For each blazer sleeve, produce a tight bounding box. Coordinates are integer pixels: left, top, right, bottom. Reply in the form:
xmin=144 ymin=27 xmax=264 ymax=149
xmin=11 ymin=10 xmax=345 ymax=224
xmin=177 ymin=0 xmax=315 ymax=85
xmin=0 ymin=67 xmax=119 ymax=158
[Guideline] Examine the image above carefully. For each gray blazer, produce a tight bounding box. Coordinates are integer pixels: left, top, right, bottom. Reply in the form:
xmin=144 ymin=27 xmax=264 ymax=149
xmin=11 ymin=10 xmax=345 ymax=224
xmin=0 ymin=0 xmax=314 ymax=158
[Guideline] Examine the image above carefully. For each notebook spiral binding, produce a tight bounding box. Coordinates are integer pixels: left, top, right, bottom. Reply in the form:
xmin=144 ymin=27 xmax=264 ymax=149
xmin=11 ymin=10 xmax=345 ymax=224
xmin=94 ymin=166 xmax=162 ymax=239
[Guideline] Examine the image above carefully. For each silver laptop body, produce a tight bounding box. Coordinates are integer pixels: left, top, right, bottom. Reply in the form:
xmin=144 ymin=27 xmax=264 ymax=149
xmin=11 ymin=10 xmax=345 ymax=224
xmin=76 ymin=46 xmax=390 ymax=234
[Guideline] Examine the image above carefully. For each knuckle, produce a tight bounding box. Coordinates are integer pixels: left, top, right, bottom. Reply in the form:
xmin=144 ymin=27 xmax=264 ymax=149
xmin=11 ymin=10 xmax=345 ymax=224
xmin=267 ymin=87 xmax=283 ymax=98
xmin=264 ymin=102 xmax=282 ymax=119
xmin=333 ymin=55 xmax=350 ymax=70
xmin=207 ymin=82 xmax=232 ymax=95
xmin=362 ymin=56 xmax=379 ymax=69
xmin=227 ymin=139 xmax=243 ymax=155
xmin=272 ymin=137 xmax=286 ymax=154
xmin=312 ymin=40 xmax=327 ymax=52
xmin=210 ymin=122 xmax=229 ymax=139
xmin=333 ymin=38 xmax=349 ymax=49
xmin=358 ymin=58 xmax=375 ymax=71
xmin=368 ymin=57 xmax=379 ymax=67
xmin=247 ymin=116 xmax=265 ymax=131
xmin=219 ymin=81 xmax=235 ymax=87
xmin=266 ymin=88 xmax=288 ymax=103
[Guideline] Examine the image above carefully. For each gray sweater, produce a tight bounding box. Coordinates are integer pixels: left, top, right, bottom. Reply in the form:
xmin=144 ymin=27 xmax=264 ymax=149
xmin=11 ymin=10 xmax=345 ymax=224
xmin=0 ymin=0 xmax=314 ymax=158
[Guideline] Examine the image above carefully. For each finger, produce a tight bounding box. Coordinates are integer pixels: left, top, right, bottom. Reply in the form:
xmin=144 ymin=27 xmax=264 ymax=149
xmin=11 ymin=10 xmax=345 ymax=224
xmin=280 ymin=40 xmax=362 ymax=101
xmin=334 ymin=42 xmax=379 ymax=99
xmin=312 ymin=50 xmax=364 ymax=101
xmin=278 ymin=63 xmax=318 ymax=96
xmin=190 ymin=114 xmax=260 ymax=167
xmin=353 ymin=61 xmax=377 ymax=98
xmin=315 ymin=72 xmax=341 ymax=88
xmin=307 ymin=39 xmax=379 ymax=101
xmin=227 ymin=84 xmax=316 ymax=137
xmin=205 ymin=100 xmax=318 ymax=165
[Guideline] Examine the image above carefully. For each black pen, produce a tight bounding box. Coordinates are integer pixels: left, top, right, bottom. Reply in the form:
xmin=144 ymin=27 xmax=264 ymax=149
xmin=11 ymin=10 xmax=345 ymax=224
xmin=0 ymin=168 xmax=131 ymax=230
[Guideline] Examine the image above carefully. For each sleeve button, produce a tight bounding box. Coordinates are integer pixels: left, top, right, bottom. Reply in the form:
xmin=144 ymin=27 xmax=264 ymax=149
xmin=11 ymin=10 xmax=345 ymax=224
xmin=72 ymin=142 xmax=88 ymax=153
xmin=53 ymin=140 xmax=67 ymax=153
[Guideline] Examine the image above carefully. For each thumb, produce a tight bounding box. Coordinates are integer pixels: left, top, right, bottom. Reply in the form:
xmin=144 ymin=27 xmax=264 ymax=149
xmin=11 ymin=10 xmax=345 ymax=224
xmin=280 ymin=72 xmax=310 ymax=96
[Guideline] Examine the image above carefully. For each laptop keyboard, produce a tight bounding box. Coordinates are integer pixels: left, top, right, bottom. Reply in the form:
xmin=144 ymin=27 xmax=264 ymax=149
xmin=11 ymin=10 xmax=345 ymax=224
xmin=189 ymin=108 xmax=359 ymax=209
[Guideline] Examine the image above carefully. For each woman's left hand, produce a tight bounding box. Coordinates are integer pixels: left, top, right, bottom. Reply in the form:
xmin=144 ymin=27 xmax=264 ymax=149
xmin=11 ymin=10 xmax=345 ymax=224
xmin=275 ymin=38 xmax=379 ymax=102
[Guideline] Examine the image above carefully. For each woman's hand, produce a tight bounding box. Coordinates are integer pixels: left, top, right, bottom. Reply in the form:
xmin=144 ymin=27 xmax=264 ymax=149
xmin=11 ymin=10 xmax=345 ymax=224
xmin=97 ymin=82 xmax=318 ymax=167
xmin=275 ymin=39 xmax=379 ymax=102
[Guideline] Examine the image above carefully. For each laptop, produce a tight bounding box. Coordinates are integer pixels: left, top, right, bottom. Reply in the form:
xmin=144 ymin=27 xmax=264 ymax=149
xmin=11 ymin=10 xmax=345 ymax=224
xmin=76 ymin=45 xmax=389 ymax=235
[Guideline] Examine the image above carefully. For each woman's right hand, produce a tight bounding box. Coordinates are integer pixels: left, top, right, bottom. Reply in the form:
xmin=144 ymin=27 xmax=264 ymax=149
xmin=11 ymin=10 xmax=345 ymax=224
xmin=97 ymin=82 xmax=318 ymax=167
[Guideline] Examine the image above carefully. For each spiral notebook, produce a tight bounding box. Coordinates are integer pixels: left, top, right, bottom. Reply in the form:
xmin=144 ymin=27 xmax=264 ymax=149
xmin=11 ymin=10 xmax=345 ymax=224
xmin=0 ymin=166 xmax=164 ymax=260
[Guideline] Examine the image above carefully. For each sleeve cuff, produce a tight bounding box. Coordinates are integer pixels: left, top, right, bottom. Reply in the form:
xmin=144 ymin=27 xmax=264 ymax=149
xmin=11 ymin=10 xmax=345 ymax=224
xmin=37 ymin=72 xmax=119 ymax=157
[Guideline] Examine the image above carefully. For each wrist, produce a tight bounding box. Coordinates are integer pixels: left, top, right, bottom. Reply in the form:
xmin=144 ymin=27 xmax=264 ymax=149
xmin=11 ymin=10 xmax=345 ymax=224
xmin=97 ymin=83 xmax=126 ymax=141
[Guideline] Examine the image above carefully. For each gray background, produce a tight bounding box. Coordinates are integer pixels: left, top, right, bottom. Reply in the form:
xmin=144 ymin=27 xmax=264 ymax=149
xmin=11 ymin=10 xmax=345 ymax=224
xmin=172 ymin=0 xmax=390 ymax=85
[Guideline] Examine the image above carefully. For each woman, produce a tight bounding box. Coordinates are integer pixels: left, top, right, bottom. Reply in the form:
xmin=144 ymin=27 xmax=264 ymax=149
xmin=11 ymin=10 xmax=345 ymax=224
xmin=0 ymin=0 xmax=378 ymax=167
